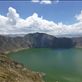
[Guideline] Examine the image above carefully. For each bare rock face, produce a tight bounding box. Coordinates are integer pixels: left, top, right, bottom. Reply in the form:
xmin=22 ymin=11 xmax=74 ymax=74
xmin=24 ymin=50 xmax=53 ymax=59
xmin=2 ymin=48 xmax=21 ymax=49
xmin=0 ymin=54 xmax=45 ymax=82
xmin=24 ymin=33 xmax=75 ymax=48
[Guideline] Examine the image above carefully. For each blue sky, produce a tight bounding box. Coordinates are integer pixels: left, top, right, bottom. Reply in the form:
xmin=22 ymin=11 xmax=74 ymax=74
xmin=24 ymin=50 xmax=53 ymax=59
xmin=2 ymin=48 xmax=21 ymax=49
xmin=0 ymin=1 xmax=82 ymax=24
xmin=0 ymin=0 xmax=82 ymax=37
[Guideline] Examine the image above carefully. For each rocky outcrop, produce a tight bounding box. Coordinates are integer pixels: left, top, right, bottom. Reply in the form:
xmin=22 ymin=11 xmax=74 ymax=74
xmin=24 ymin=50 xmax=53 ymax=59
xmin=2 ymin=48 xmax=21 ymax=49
xmin=0 ymin=54 xmax=45 ymax=82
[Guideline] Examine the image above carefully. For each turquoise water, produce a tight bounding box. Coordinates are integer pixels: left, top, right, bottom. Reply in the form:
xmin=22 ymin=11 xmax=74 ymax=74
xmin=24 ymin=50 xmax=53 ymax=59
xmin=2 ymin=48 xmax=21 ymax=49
xmin=9 ymin=48 xmax=82 ymax=82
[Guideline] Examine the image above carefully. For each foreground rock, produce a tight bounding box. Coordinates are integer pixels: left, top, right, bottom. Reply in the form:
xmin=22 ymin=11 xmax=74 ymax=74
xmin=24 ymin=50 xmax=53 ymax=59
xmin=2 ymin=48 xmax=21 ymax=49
xmin=0 ymin=54 xmax=45 ymax=82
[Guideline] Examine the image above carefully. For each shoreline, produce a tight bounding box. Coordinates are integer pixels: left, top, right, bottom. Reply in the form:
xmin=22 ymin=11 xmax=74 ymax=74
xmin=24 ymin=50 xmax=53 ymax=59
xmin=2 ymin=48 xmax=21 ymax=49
xmin=2 ymin=47 xmax=82 ymax=55
xmin=1 ymin=47 xmax=29 ymax=55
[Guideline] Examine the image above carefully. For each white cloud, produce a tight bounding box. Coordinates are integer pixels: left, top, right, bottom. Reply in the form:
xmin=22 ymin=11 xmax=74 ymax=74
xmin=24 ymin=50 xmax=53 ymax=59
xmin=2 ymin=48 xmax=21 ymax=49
xmin=7 ymin=7 xmax=19 ymax=25
xmin=40 ymin=0 xmax=52 ymax=4
xmin=75 ymin=10 xmax=82 ymax=22
xmin=32 ymin=0 xmax=53 ymax=4
xmin=31 ymin=0 xmax=39 ymax=3
xmin=0 ymin=7 xmax=82 ymax=37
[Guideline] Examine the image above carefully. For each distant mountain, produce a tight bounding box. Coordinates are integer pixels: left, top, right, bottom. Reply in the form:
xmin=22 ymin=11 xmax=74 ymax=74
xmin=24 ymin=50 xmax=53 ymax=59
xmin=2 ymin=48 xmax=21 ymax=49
xmin=0 ymin=32 xmax=82 ymax=53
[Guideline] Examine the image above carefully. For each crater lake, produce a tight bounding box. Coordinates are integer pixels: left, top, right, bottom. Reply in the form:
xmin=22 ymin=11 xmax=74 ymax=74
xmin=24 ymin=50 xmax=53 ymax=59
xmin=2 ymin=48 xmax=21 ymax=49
xmin=8 ymin=48 xmax=82 ymax=82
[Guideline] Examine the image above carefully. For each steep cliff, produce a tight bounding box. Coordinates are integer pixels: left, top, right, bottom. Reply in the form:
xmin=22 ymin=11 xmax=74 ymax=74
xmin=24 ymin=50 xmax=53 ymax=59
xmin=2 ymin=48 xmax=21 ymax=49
xmin=24 ymin=33 xmax=74 ymax=48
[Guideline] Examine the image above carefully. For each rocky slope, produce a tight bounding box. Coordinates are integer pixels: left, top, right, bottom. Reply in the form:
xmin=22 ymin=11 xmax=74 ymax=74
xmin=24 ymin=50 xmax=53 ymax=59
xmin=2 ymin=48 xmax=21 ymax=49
xmin=0 ymin=54 xmax=45 ymax=82
xmin=0 ymin=35 xmax=30 ymax=53
xmin=72 ymin=37 xmax=82 ymax=48
xmin=0 ymin=32 xmax=78 ymax=53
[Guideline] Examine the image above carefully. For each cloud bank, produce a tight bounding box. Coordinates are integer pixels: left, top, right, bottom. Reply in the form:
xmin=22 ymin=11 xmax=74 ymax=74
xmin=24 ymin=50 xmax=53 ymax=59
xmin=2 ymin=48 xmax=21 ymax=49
xmin=0 ymin=7 xmax=82 ymax=37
